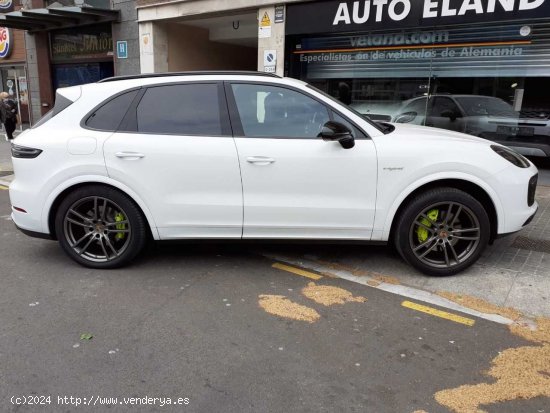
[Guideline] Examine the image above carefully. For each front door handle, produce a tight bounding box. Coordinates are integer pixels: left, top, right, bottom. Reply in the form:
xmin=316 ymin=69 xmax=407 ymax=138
xmin=246 ymin=156 xmax=275 ymax=166
xmin=115 ymin=152 xmax=145 ymax=160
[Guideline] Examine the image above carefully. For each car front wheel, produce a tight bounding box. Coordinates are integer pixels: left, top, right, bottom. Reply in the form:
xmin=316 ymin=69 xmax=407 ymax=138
xmin=54 ymin=185 xmax=147 ymax=269
xmin=394 ymin=187 xmax=490 ymax=276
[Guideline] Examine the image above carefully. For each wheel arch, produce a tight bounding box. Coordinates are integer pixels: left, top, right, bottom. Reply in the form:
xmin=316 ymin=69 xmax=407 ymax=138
xmin=386 ymin=178 xmax=501 ymax=244
xmin=44 ymin=177 xmax=160 ymax=241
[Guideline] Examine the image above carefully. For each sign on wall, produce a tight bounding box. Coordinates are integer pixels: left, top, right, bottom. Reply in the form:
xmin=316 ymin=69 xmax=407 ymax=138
xmin=287 ymin=0 xmax=550 ymax=35
xmin=0 ymin=27 xmax=12 ymax=59
xmin=264 ymin=50 xmax=277 ymax=73
xmin=18 ymin=76 xmax=28 ymax=105
xmin=51 ymin=24 xmax=113 ymax=62
xmin=116 ymin=41 xmax=128 ymax=59
xmin=0 ymin=0 xmax=14 ymax=12
xmin=259 ymin=11 xmax=272 ymax=38
xmin=274 ymin=5 xmax=285 ymax=23
xmin=292 ymin=22 xmax=550 ymax=79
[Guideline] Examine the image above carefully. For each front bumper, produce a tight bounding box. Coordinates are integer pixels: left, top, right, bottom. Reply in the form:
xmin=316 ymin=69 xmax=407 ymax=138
xmin=487 ymin=164 xmax=539 ymax=235
xmin=495 ymin=205 xmax=538 ymax=239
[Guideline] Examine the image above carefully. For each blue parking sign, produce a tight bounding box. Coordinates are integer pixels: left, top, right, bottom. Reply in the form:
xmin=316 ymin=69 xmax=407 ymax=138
xmin=116 ymin=41 xmax=128 ymax=59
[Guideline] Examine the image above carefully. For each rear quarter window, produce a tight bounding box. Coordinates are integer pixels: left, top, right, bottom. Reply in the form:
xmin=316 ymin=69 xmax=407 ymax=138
xmin=85 ymin=89 xmax=140 ymax=131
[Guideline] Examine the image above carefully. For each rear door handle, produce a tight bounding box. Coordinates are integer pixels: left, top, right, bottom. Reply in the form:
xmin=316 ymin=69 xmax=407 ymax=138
xmin=246 ymin=156 xmax=275 ymax=166
xmin=115 ymin=152 xmax=145 ymax=160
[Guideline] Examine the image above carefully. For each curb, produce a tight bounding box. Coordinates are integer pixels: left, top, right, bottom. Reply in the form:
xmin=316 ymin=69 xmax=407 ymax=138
xmin=263 ymin=253 xmax=539 ymax=328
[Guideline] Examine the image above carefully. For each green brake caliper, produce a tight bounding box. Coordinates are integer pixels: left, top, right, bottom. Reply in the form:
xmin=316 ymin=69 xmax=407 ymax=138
xmin=417 ymin=209 xmax=439 ymax=243
xmin=114 ymin=212 xmax=126 ymax=241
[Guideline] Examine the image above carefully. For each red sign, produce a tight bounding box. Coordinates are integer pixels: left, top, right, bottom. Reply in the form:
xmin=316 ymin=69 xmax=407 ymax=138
xmin=0 ymin=27 xmax=12 ymax=59
xmin=0 ymin=0 xmax=14 ymax=12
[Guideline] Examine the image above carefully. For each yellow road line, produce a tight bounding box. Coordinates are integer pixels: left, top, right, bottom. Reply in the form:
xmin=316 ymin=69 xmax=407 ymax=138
xmin=272 ymin=263 xmax=323 ymax=280
xmin=402 ymin=300 xmax=475 ymax=327
xmin=0 ymin=185 xmax=8 ymax=190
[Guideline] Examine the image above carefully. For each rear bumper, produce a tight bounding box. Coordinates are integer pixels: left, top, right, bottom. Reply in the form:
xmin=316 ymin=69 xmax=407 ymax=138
xmin=14 ymin=222 xmax=54 ymax=240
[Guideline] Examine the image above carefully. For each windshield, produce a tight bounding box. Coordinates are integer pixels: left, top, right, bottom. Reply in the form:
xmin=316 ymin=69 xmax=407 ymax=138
xmin=455 ymin=96 xmax=517 ymax=117
xmin=306 ymin=84 xmax=386 ymax=133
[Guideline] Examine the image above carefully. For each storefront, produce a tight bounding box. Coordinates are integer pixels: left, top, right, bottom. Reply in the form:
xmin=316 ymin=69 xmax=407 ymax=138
xmin=286 ymin=0 xmax=550 ymax=156
xmin=50 ymin=23 xmax=114 ymax=89
xmin=0 ymin=0 xmax=119 ymax=124
xmin=0 ymin=23 xmax=29 ymax=128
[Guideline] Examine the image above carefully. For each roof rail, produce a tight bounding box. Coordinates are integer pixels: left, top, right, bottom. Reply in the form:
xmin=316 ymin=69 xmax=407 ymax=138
xmin=98 ymin=71 xmax=281 ymax=83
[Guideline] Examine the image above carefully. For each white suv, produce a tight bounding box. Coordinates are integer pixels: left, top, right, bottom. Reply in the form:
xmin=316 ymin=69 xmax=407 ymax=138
xmin=9 ymin=72 xmax=539 ymax=276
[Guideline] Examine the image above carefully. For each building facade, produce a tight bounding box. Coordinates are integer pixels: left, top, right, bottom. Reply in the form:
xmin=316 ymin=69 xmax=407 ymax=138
xmin=2 ymin=0 xmax=120 ymax=123
xmin=135 ymin=0 xmax=302 ymax=76
xmin=0 ymin=0 xmax=29 ymax=127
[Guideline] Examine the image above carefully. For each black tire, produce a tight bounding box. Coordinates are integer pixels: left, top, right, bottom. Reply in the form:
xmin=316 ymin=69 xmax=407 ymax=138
xmin=394 ymin=187 xmax=490 ymax=276
xmin=54 ymin=185 xmax=148 ymax=269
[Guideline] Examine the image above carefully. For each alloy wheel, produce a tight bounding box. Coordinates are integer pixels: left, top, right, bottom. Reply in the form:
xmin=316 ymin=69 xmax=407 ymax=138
xmin=408 ymin=202 xmax=481 ymax=269
xmin=63 ymin=196 xmax=132 ymax=263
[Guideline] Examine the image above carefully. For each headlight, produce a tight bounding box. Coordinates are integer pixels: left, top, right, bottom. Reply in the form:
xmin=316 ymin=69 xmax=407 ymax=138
xmin=394 ymin=111 xmax=417 ymax=123
xmin=491 ymin=145 xmax=530 ymax=168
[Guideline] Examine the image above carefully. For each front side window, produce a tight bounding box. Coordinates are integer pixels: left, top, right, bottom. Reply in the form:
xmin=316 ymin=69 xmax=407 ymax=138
xmin=231 ymin=84 xmax=330 ymax=138
xmin=430 ymin=97 xmax=461 ymax=117
xmin=137 ymin=83 xmax=222 ymax=135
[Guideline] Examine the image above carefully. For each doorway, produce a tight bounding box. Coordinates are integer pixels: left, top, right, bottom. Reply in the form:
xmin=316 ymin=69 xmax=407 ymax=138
xmin=166 ymin=12 xmax=258 ymax=72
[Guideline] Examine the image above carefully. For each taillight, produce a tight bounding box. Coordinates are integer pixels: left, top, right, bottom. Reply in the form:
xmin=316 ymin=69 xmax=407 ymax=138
xmin=11 ymin=144 xmax=42 ymax=159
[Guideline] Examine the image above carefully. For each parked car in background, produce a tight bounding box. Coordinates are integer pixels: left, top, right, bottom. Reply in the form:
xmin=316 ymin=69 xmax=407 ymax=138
xmin=9 ymin=72 xmax=539 ymax=276
xmin=389 ymin=94 xmax=550 ymax=158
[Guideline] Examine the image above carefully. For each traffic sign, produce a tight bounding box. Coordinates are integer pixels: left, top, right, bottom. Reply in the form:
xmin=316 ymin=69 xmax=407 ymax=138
xmin=116 ymin=41 xmax=128 ymax=59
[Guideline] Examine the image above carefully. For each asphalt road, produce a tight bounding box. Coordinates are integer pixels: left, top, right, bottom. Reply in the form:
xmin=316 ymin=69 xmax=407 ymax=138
xmin=1 ymin=190 xmax=548 ymax=413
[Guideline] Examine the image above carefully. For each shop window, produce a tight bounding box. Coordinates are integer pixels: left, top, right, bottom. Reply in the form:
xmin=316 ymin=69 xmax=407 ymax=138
xmin=85 ymin=89 xmax=139 ymax=131
xmin=231 ymin=84 xmax=330 ymax=138
xmin=289 ymin=20 xmax=550 ymax=155
xmin=136 ymin=84 xmax=222 ymax=136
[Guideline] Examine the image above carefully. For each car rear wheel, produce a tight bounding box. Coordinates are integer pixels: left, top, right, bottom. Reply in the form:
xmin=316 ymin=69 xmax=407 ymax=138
xmin=54 ymin=185 xmax=147 ymax=269
xmin=394 ymin=187 xmax=490 ymax=276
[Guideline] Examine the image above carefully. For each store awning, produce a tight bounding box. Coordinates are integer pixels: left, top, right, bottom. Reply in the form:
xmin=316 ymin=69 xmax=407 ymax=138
xmin=0 ymin=7 xmax=119 ymax=32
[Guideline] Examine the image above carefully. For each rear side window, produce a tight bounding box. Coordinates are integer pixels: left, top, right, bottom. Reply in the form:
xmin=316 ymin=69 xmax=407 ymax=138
xmin=136 ymin=83 xmax=222 ymax=135
xmin=85 ymin=89 xmax=139 ymax=131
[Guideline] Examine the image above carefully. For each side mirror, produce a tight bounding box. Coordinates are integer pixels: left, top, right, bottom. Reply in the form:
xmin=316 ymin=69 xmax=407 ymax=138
xmin=441 ymin=109 xmax=460 ymax=121
xmin=394 ymin=111 xmax=417 ymax=123
xmin=318 ymin=121 xmax=355 ymax=149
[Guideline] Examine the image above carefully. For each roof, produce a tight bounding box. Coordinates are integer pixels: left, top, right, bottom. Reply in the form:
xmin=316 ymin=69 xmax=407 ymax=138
xmin=98 ymin=71 xmax=282 ymax=83
xmin=0 ymin=6 xmax=119 ymax=32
